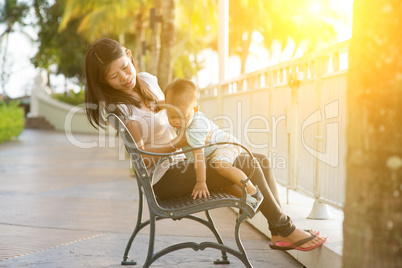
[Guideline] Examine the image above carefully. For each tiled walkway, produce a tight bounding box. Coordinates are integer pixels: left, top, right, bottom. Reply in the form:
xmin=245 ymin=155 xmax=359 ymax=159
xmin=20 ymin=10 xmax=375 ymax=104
xmin=0 ymin=130 xmax=301 ymax=267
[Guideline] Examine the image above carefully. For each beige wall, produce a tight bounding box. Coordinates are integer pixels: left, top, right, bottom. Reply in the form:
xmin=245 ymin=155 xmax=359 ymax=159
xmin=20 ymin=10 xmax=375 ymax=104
xmin=34 ymin=92 xmax=98 ymax=134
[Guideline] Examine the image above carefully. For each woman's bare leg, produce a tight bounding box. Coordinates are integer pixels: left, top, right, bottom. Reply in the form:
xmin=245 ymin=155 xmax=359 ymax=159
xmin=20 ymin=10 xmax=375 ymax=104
xmin=234 ymin=153 xmax=327 ymax=248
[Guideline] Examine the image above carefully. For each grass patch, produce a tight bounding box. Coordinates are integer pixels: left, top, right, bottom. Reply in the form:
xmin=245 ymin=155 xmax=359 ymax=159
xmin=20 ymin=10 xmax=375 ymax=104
xmin=0 ymin=101 xmax=24 ymax=144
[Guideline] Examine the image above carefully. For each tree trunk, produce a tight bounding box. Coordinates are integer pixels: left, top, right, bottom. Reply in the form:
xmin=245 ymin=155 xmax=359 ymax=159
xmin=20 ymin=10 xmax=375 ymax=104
xmin=0 ymin=32 xmax=10 ymax=97
xmin=46 ymin=69 xmax=52 ymax=90
xmin=240 ymin=33 xmax=252 ymax=74
xmin=157 ymin=0 xmax=175 ymax=91
xmin=343 ymin=0 xmax=402 ymax=267
xmin=240 ymin=31 xmax=252 ymax=75
xmin=149 ymin=0 xmax=161 ymax=76
xmin=134 ymin=13 xmax=145 ymax=71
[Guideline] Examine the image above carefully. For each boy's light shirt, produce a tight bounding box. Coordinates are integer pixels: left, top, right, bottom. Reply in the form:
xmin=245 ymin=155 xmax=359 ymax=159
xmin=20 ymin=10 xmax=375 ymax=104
xmin=120 ymin=72 xmax=184 ymax=185
xmin=176 ymin=111 xmax=227 ymax=163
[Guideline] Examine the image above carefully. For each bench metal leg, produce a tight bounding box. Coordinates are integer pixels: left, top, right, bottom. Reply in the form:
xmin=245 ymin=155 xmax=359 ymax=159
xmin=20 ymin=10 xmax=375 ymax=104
xmin=122 ymin=199 xmax=253 ymax=267
xmin=233 ymin=212 xmax=253 ymax=268
xmin=204 ymin=211 xmax=230 ymax=264
xmin=169 ymin=210 xmax=253 ymax=267
xmin=142 ymin=212 xmax=157 ymax=268
xmin=122 ymin=191 xmax=144 ymax=265
xmin=177 ymin=212 xmax=229 ymax=264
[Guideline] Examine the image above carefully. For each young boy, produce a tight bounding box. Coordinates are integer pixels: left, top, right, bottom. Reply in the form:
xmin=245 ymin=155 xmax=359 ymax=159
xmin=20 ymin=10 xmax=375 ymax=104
xmin=164 ymin=78 xmax=263 ymax=208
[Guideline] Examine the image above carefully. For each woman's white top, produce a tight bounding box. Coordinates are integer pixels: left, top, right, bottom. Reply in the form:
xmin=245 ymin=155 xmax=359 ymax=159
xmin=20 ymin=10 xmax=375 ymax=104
xmin=120 ymin=72 xmax=183 ymax=184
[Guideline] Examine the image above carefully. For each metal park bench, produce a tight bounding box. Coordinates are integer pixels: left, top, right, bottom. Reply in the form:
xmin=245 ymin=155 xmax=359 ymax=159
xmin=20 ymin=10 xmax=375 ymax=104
xmin=107 ymin=113 xmax=262 ymax=268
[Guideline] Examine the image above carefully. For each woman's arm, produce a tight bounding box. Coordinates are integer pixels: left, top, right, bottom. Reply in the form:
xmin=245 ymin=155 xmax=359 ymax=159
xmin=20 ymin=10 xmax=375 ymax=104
xmin=191 ymin=148 xmax=210 ymax=199
xmin=150 ymin=100 xmax=165 ymax=111
xmin=125 ymin=120 xmax=175 ymax=168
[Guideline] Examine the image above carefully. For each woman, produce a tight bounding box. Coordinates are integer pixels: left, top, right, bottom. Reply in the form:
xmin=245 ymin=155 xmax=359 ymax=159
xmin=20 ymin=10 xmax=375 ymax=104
xmin=84 ymin=38 xmax=327 ymax=251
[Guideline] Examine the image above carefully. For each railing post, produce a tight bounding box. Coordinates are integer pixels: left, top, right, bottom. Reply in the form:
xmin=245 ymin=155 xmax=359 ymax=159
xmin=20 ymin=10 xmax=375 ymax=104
xmin=216 ymin=84 xmax=223 ymax=129
xmin=287 ymin=69 xmax=302 ymax=203
xmin=30 ymin=73 xmax=48 ymax=117
xmin=307 ymin=55 xmax=332 ymax=220
xmin=267 ymin=71 xmax=274 ymax=156
xmin=218 ymin=0 xmax=228 ymax=83
xmin=217 ymin=0 xmax=228 ymax=129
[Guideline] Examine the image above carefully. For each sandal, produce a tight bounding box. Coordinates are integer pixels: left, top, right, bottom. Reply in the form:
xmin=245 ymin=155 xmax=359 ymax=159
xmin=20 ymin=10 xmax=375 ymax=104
xmin=269 ymin=230 xmax=320 ymax=248
xmin=269 ymin=234 xmax=327 ymax=251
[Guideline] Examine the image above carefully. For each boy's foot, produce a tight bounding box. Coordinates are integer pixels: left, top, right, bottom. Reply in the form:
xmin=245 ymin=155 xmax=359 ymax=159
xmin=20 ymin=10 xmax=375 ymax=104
xmin=246 ymin=186 xmax=264 ymax=210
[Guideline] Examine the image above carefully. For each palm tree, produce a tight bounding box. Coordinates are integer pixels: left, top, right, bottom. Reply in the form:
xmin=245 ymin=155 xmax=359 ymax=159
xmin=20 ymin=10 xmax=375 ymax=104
xmin=0 ymin=0 xmax=29 ymax=97
xmin=155 ymin=0 xmax=174 ymax=90
xmin=148 ymin=0 xmax=162 ymax=76
xmin=228 ymin=0 xmax=272 ymax=74
xmin=32 ymin=0 xmax=89 ymax=89
xmin=274 ymin=0 xmax=339 ymax=55
xmin=343 ymin=0 xmax=402 ymax=267
xmin=59 ymin=0 xmax=216 ymax=90
xmin=228 ymin=0 xmax=339 ymax=74
xmin=173 ymin=0 xmax=217 ymax=81
xmin=60 ymin=0 xmax=154 ymax=70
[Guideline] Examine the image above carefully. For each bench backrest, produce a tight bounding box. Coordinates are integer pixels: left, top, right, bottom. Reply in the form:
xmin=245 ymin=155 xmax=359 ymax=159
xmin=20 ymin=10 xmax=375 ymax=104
xmin=107 ymin=113 xmax=168 ymax=213
xmin=107 ymin=113 xmax=148 ymax=177
xmin=107 ymin=112 xmax=258 ymax=218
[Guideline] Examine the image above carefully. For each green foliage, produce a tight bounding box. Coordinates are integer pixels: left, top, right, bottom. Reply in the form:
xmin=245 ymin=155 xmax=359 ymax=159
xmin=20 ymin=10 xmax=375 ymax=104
xmin=0 ymin=101 xmax=24 ymax=144
xmin=52 ymin=89 xmax=85 ymax=106
xmin=34 ymin=0 xmax=342 ymax=86
xmin=228 ymin=0 xmax=339 ymax=73
xmin=0 ymin=0 xmax=31 ymax=97
xmin=59 ymin=0 xmax=215 ymax=82
xmin=0 ymin=0 xmax=29 ymax=27
xmin=173 ymin=0 xmax=217 ymax=78
xmin=31 ymin=0 xmax=88 ymax=84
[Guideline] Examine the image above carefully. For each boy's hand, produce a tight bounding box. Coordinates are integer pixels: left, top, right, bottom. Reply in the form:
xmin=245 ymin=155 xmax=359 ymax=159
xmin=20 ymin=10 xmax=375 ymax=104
xmin=192 ymin=181 xmax=210 ymax=199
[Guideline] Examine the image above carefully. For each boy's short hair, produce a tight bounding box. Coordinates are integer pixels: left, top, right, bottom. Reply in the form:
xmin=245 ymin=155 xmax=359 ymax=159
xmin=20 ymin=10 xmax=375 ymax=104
xmin=164 ymin=78 xmax=197 ymax=103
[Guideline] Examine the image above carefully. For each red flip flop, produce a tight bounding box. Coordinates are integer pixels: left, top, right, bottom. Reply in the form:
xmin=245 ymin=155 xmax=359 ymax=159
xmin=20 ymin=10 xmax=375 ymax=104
xmin=269 ymin=234 xmax=327 ymax=251
xmin=269 ymin=229 xmax=320 ymax=249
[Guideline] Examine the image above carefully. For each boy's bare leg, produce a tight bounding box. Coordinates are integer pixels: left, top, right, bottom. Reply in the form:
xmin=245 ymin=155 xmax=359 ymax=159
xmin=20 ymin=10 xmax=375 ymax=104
xmin=222 ymin=184 xmax=243 ymax=197
xmin=213 ymin=160 xmax=257 ymax=195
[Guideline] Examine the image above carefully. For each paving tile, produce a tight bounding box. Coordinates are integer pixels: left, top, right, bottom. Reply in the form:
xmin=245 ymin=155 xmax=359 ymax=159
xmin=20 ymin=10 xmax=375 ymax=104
xmin=0 ymin=233 xmax=299 ymax=268
xmin=0 ymin=225 xmax=103 ymax=261
xmin=0 ymin=130 xmax=302 ymax=267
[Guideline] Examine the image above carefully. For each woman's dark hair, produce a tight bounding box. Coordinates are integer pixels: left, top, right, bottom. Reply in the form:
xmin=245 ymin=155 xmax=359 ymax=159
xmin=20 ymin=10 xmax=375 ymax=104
xmin=84 ymin=38 xmax=156 ymax=129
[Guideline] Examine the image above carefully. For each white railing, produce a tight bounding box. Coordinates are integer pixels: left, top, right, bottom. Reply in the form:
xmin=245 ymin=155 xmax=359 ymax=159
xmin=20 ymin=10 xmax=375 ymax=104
xmin=199 ymin=39 xmax=349 ymax=209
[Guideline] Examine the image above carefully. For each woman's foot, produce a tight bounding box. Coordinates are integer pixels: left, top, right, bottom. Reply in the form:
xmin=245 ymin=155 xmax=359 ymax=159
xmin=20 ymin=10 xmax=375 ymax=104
xmin=270 ymin=228 xmax=327 ymax=250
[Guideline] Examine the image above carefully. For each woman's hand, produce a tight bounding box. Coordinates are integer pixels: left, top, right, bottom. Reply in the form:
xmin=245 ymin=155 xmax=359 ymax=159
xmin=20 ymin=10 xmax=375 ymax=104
xmin=171 ymin=131 xmax=188 ymax=148
xmin=126 ymin=119 xmax=175 ymax=168
xmin=192 ymin=182 xmax=210 ymax=199
xmin=150 ymin=100 xmax=165 ymax=111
